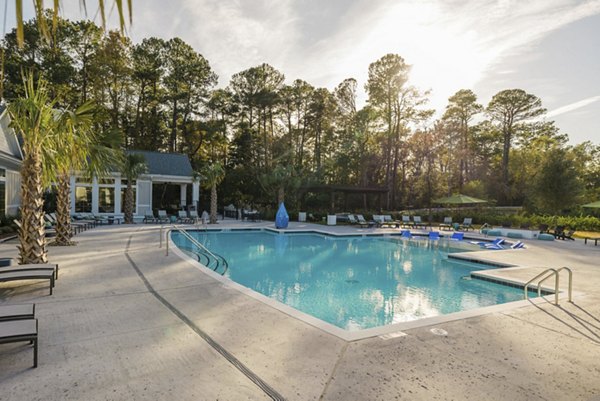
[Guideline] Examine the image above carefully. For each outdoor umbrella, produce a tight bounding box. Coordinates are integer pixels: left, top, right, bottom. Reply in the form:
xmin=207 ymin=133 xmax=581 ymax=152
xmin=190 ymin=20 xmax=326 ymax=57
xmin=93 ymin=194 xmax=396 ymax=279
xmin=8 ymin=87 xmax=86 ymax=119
xmin=432 ymin=194 xmax=488 ymax=205
xmin=582 ymin=200 xmax=600 ymax=208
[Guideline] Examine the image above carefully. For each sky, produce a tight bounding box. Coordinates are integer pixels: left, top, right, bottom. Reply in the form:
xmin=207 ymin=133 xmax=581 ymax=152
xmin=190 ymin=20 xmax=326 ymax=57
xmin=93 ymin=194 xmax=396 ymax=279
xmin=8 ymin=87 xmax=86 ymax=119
xmin=4 ymin=0 xmax=600 ymax=144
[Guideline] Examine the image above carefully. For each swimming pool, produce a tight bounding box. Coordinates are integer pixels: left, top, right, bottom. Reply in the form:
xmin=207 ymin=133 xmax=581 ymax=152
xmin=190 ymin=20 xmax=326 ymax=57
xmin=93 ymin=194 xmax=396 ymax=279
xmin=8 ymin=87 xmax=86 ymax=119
xmin=171 ymin=230 xmax=532 ymax=332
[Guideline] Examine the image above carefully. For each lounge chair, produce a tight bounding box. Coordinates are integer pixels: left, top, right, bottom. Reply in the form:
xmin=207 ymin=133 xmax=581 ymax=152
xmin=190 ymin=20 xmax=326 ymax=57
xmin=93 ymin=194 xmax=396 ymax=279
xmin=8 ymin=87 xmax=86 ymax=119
xmin=143 ymin=210 xmax=156 ymax=223
xmin=0 ymin=304 xmax=35 ymax=322
xmin=189 ymin=210 xmax=199 ymax=224
xmin=383 ymin=215 xmax=400 ymax=228
xmin=563 ymin=229 xmax=575 ymax=240
xmin=551 ymin=225 xmax=565 ymax=239
xmin=356 ymin=214 xmax=375 ymax=228
xmin=450 ymin=232 xmax=464 ymax=241
xmin=470 ymin=237 xmax=505 ymax=248
xmin=460 ymin=218 xmax=473 ymax=231
xmin=439 ymin=217 xmax=452 ymax=230
xmin=428 ymin=231 xmax=440 ymax=240
xmin=373 ymin=215 xmax=396 ymax=228
xmin=401 ymin=230 xmax=412 ymax=238
xmin=511 ymin=241 xmax=525 ymax=249
xmin=483 ymin=238 xmax=505 ymax=250
xmin=557 ymin=229 xmax=575 ymax=241
xmin=0 ymin=269 xmax=55 ymax=295
xmin=49 ymin=213 xmax=87 ymax=233
xmin=177 ymin=211 xmax=192 ymax=224
xmin=401 ymin=215 xmax=412 ymax=228
xmin=0 ymin=263 xmax=59 ymax=281
xmin=413 ymin=216 xmax=426 ymax=228
xmin=0 ymin=319 xmax=38 ymax=367
xmin=157 ymin=210 xmax=170 ymax=224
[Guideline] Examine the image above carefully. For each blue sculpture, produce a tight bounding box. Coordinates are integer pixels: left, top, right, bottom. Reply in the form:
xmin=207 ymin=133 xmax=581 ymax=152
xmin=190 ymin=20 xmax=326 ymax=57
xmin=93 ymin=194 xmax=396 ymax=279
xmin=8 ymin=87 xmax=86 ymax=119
xmin=275 ymin=202 xmax=289 ymax=229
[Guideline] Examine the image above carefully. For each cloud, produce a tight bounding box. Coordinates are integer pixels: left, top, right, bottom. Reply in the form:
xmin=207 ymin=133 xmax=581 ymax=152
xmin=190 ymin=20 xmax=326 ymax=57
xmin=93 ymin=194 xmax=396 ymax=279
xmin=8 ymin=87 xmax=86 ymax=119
xmin=546 ymin=95 xmax=600 ymax=118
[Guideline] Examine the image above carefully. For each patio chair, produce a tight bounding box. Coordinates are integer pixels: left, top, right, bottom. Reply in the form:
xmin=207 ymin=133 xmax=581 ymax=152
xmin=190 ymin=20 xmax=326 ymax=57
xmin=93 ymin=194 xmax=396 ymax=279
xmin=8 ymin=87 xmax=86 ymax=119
xmin=483 ymin=238 xmax=506 ymax=250
xmin=428 ymin=231 xmax=440 ymax=240
xmin=383 ymin=215 xmax=400 ymax=228
xmin=177 ymin=210 xmax=191 ymax=224
xmin=450 ymin=232 xmax=464 ymax=241
xmin=439 ymin=217 xmax=452 ymax=230
xmin=413 ymin=216 xmax=426 ymax=228
xmin=538 ymin=224 xmax=549 ymax=233
xmin=0 ymin=269 xmax=55 ymax=295
xmin=347 ymin=214 xmax=358 ymax=224
xmin=401 ymin=215 xmax=412 ymax=228
xmin=189 ymin=210 xmax=199 ymax=224
xmin=157 ymin=210 xmax=170 ymax=224
xmin=372 ymin=215 xmax=386 ymax=227
xmin=48 ymin=212 xmax=87 ymax=233
xmin=557 ymin=229 xmax=575 ymax=241
xmin=143 ymin=210 xmax=156 ymax=223
xmin=551 ymin=225 xmax=565 ymax=239
xmin=511 ymin=241 xmax=525 ymax=249
xmin=0 ymin=319 xmax=38 ymax=367
xmin=460 ymin=218 xmax=473 ymax=231
xmin=356 ymin=214 xmax=375 ymax=228
xmin=0 ymin=304 xmax=35 ymax=322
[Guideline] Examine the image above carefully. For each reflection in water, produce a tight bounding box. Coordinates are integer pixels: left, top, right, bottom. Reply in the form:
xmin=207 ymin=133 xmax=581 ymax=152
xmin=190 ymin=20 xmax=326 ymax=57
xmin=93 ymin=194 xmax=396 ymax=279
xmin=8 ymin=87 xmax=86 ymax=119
xmin=174 ymin=231 xmax=528 ymax=331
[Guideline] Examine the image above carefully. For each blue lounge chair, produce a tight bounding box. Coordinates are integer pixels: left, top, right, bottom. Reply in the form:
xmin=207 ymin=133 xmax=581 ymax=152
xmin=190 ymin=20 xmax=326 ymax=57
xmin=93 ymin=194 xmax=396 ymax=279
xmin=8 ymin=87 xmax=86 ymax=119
xmin=451 ymin=232 xmax=464 ymax=241
xmin=511 ymin=241 xmax=525 ymax=249
xmin=428 ymin=231 xmax=440 ymax=240
xmin=483 ymin=238 xmax=505 ymax=250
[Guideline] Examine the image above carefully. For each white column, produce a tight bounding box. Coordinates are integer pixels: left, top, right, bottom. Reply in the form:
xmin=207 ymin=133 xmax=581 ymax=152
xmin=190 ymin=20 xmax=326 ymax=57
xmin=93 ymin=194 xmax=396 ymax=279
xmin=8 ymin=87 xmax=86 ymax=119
xmin=69 ymin=176 xmax=76 ymax=214
xmin=114 ymin=176 xmax=122 ymax=215
xmin=192 ymin=181 xmax=200 ymax=210
xmin=92 ymin=176 xmax=99 ymax=214
xmin=180 ymin=184 xmax=187 ymax=207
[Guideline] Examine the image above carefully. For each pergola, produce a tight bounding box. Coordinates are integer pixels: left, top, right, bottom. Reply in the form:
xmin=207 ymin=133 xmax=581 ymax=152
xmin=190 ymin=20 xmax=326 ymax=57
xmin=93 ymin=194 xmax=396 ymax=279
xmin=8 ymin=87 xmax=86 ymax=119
xmin=299 ymin=185 xmax=389 ymax=211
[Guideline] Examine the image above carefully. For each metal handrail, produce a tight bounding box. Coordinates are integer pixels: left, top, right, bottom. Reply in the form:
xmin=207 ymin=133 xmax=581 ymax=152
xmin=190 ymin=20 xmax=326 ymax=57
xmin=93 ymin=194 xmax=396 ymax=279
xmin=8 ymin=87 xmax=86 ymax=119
xmin=164 ymin=224 xmax=228 ymax=274
xmin=524 ymin=267 xmax=574 ymax=305
xmin=544 ymin=266 xmax=573 ymax=303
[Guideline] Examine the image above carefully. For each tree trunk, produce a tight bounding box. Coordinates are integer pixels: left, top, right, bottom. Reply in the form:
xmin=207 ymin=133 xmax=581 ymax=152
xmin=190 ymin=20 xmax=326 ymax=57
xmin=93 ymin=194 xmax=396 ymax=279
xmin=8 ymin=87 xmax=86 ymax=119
xmin=501 ymin=128 xmax=512 ymax=204
xmin=124 ymin=183 xmax=134 ymax=224
xmin=210 ymin=183 xmax=217 ymax=224
xmin=55 ymin=173 xmax=73 ymax=245
xmin=18 ymin=151 xmax=47 ymax=264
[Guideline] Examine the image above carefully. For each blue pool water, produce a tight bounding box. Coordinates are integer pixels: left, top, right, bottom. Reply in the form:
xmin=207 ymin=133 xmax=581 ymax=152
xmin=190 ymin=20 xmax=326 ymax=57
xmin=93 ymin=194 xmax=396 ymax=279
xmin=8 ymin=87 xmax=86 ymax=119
xmin=172 ymin=230 xmax=529 ymax=331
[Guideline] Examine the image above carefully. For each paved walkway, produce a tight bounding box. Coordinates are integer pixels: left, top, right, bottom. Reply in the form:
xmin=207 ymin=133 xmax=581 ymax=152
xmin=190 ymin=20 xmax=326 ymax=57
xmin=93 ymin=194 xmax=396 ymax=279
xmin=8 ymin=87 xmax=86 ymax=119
xmin=0 ymin=222 xmax=599 ymax=400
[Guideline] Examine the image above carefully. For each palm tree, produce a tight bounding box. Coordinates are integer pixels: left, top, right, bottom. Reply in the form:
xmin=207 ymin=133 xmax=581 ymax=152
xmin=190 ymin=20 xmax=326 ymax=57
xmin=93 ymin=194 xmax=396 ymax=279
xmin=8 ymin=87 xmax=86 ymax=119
xmin=200 ymin=163 xmax=225 ymax=224
xmin=52 ymin=107 xmax=122 ymax=245
xmin=52 ymin=101 xmax=94 ymax=245
xmin=121 ymin=153 xmax=147 ymax=224
xmin=14 ymin=1 xmax=132 ymax=47
xmin=8 ymin=75 xmax=60 ymax=263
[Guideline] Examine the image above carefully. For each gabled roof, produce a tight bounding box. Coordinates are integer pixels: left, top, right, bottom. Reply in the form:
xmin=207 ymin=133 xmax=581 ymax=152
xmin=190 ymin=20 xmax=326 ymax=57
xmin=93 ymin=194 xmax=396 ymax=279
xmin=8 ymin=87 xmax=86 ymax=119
xmin=0 ymin=104 xmax=23 ymax=168
xmin=127 ymin=150 xmax=193 ymax=177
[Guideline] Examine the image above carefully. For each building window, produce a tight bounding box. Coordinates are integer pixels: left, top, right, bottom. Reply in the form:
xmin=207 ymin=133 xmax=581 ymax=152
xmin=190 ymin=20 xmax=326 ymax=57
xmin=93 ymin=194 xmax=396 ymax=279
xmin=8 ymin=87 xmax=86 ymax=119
xmin=98 ymin=187 xmax=115 ymax=213
xmin=75 ymin=186 xmax=92 ymax=212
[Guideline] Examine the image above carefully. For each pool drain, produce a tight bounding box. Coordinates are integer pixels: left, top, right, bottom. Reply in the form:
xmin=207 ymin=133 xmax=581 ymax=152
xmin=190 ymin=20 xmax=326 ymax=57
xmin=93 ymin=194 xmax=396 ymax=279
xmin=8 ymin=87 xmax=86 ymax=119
xmin=345 ymin=279 xmax=359 ymax=284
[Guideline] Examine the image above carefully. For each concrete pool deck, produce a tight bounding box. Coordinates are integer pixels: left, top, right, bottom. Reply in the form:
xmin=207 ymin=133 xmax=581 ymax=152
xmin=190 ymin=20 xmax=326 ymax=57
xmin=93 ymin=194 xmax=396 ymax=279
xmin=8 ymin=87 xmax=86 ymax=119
xmin=0 ymin=221 xmax=599 ymax=400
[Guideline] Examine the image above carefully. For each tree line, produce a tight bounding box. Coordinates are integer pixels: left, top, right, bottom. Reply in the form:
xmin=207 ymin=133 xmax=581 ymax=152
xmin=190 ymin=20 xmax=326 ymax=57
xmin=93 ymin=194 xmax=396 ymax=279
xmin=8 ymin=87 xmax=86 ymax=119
xmin=2 ymin=14 xmax=599 ymax=215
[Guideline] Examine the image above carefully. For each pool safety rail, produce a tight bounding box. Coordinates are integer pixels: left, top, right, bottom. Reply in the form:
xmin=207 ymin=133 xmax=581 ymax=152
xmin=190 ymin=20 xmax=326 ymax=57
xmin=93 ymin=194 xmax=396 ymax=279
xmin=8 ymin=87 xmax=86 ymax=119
xmin=524 ymin=267 xmax=573 ymax=305
xmin=162 ymin=225 xmax=229 ymax=275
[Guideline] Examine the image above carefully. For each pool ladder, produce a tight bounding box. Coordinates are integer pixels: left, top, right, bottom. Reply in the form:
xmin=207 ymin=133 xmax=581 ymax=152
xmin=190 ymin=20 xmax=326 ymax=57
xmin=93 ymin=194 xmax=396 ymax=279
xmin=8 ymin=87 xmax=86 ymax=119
xmin=162 ymin=224 xmax=229 ymax=275
xmin=524 ymin=267 xmax=573 ymax=305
